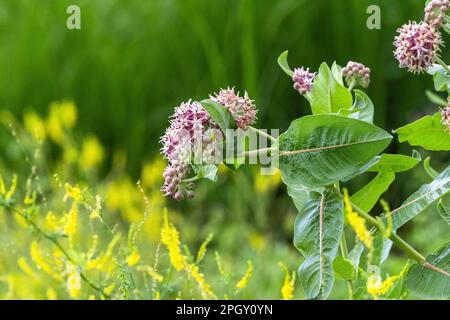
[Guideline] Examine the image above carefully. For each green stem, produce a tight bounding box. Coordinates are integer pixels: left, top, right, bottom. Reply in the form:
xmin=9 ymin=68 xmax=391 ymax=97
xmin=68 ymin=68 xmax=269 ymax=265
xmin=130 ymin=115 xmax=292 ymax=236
xmin=335 ymin=190 xmax=426 ymax=263
xmin=436 ymin=56 xmax=450 ymax=74
xmin=1 ymin=202 xmax=111 ymax=299
xmin=348 ymin=80 xmax=356 ymax=92
xmin=248 ymin=126 xmax=277 ymax=143
xmin=240 ymin=147 xmax=278 ymax=157
xmin=339 ymin=233 xmax=354 ymax=299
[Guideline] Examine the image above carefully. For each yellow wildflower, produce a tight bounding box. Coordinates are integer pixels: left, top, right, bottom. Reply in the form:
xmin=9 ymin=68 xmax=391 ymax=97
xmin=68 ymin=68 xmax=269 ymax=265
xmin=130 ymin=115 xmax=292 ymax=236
xmin=58 ymin=100 xmax=77 ymax=128
xmin=279 ymin=262 xmax=295 ymax=300
xmin=88 ymin=295 xmax=96 ymax=300
xmin=45 ymin=211 xmax=59 ymax=233
xmin=236 ymin=260 xmax=253 ymax=290
xmin=343 ymin=189 xmax=373 ymax=252
xmin=0 ymin=175 xmax=5 ymax=195
xmin=64 ymin=183 xmax=82 ymax=203
xmin=137 ymin=266 xmax=163 ymax=283
xmin=126 ymin=247 xmax=141 ymax=267
xmin=196 ymin=233 xmax=213 ymax=263
xmin=23 ymin=191 xmax=37 ymax=206
xmin=141 ymin=158 xmax=165 ymax=189
xmin=367 ymin=262 xmax=409 ymax=298
xmin=1 ymin=174 xmax=17 ymax=201
xmin=154 ymin=291 xmax=161 ymax=300
xmin=62 ymin=205 xmax=78 ymax=239
xmin=46 ymin=288 xmax=58 ymax=300
xmin=104 ymin=283 xmax=115 ymax=296
xmin=46 ymin=105 xmax=65 ymax=144
xmin=66 ymin=265 xmax=82 ymax=299
xmin=17 ymin=257 xmax=36 ymax=279
xmin=30 ymin=241 xmax=62 ymax=281
xmin=80 ymin=135 xmax=104 ymax=170
xmin=161 ymin=208 xmax=186 ymax=271
xmin=24 ymin=111 xmax=47 ymax=142
xmin=185 ymin=263 xmax=216 ymax=299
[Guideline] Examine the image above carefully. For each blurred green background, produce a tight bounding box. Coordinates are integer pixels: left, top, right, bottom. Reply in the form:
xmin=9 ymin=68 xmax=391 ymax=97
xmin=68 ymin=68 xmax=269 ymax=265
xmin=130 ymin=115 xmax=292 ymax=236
xmin=0 ymin=0 xmax=449 ymax=299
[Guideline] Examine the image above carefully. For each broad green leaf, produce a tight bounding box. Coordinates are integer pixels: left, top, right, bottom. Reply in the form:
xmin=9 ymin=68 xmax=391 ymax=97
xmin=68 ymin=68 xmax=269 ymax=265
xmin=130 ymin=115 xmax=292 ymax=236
xmin=331 ymin=61 xmax=344 ymax=85
xmin=200 ymin=99 xmax=235 ymax=132
xmin=395 ymin=112 xmax=450 ymax=151
xmin=349 ymin=89 xmax=374 ymax=123
xmin=333 ymin=256 xmax=356 ymax=281
xmin=387 ymin=165 xmax=450 ymax=230
xmin=427 ymin=64 xmax=450 ymax=92
xmin=277 ymin=50 xmax=294 ymax=77
xmin=367 ymin=153 xmax=421 ymax=173
xmin=294 ymin=190 xmax=343 ymax=299
xmin=285 ymin=181 xmax=320 ymax=213
xmin=351 ymin=172 xmax=395 ymax=212
xmin=425 ymin=89 xmax=447 ymax=107
xmin=279 ymin=115 xmax=392 ymax=187
xmin=406 ymin=242 xmax=450 ymax=299
xmin=310 ymin=62 xmax=353 ymax=114
xmin=437 ymin=198 xmax=450 ymax=225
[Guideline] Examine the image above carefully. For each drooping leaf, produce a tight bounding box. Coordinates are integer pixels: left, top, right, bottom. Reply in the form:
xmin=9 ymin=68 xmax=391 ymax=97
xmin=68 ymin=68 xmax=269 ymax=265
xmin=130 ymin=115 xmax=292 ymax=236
xmin=423 ymin=157 xmax=439 ymax=179
xmin=277 ymin=50 xmax=294 ymax=77
xmin=395 ymin=112 xmax=450 ymax=151
xmin=331 ymin=61 xmax=344 ymax=85
xmin=200 ymin=99 xmax=235 ymax=132
xmin=367 ymin=153 xmax=421 ymax=173
xmin=425 ymin=89 xmax=447 ymax=107
xmin=387 ymin=165 xmax=450 ymax=230
xmin=333 ymin=256 xmax=356 ymax=281
xmin=351 ymin=172 xmax=395 ymax=213
xmin=279 ymin=114 xmax=392 ymax=187
xmin=294 ymin=189 xmax=343 ymax=299
xmin=349 ymin=89 xmax=374 ymax=123
xmin=310 ymin=62 xmax=353 ymax=115
xmin=437 ymin=197 xmax=450 ymax=225
xmin=406 ymin=242 xmax=450 ymax=299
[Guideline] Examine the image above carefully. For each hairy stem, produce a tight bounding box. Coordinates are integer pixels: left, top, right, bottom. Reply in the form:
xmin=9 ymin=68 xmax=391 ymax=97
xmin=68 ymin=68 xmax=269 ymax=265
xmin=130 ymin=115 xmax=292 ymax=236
xmin=0 ymin=202 xmax=111 ymax=299
xmin=248 ymin=126 xmax=278 ymax=143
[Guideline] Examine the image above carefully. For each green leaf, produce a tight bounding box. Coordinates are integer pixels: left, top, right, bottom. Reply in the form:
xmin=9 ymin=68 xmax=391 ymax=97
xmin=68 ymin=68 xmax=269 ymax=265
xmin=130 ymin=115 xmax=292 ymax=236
xmin=367 ymin=153 xmax=421 ymax=173
xmin=425 ymin=89 xmax=447 ymax=107
xmin=286 ymin=182 xmax=319 ymax=213
xmin=333 ymin=256 xmax=356 ymax=281
xmin=387 ymin=165 xmax=450 ymax=230
xmin=200 ymin=99 xmax=235 ymax=132
xmin=349 ymin=89 xmax=374 ymax=123
xmin=427 ymin=64 xmax=450 ymax=92
xmin=277 ymin=50 xmax=294 ymax=77
xmin=294 ymin=189 xmax=343 ymax=299
xmin=395 ymin=112 xmax=450 ymax=151
xmin=194 ymin=164 xmax=218 ymax=182
xmin=279 ymin=115 xmax=392 ymax=187
xmin=351 ymin=172 xmax=395 ymax=213
xmin=423 ymin=157 xmax=439 ymax=179
xmin=437 ymin=198 xmax=450 ymax=225
xmin=406 ymin=242 xmax=450 ymax=299
xmin=310 ymin=62 xmax=353 ymax=114
xmin=331 ymin=61 xmax=344 ymax=85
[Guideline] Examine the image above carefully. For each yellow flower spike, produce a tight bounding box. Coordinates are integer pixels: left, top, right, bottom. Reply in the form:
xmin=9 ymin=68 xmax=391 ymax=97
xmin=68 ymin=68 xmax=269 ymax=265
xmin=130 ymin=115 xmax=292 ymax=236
xmin=367 ymin=262 xmax=410 ymax=298
xmin=23 ymin=191 xmax=37 ymax=206
xmin=104 ymin=283 xmax=115 ymax=296
xmin=30 ymin=241 xmax=63 ymax=282
xmin=343 ymin=188 xmax=373 ymax=254
xmin=88 ymin=294 xmax=96 ymax=300
xmin=137 ymin=266 xmax=164 ymax=283
xmin=45 ymin=211 xmax=59 ymax=233
xmin=185 ymin=263 xmax=216 ymax=299
xmin=0 ymin=175 xmax=5 ymax=195
xmin=235 ymin=260 xmax=253 ymax=290
xmin=66 ymin=265 xmax=82 ymax=299
xmin=154 ymin=291 xmax=161 ymax=300
xmin=196 ymin=233 xmax=213 ymax=263
xmin=46 ymin=288 xmax=58 ymax=300
xmin=24 ymin=111 xmax=47 ymax=142
xmin=161 ymin=208 xmax=187 ymax=271
xmin=278 ymin=262 xmax=295 ymax=300
xmin=64 ymin=183 xmax=83 ymax=203
xmin=58 ymin=100 xmax=77 ymax=128
xmin=141 ymin=158 xmax=165 ymax=189
xmin=126 ymin=247 xmax=141 ymax=267
xmin=46 ymin=103 xmax=65 ymax=144
xmin=80 ymin=135 xmax=104 ymax=171
xmin=4 ymin=174 xmax=17 ymax=200
xmin=17 ymin=257 xmax=38 ymax=280
xmin=62 ymin=204 xmax=78 ymax=239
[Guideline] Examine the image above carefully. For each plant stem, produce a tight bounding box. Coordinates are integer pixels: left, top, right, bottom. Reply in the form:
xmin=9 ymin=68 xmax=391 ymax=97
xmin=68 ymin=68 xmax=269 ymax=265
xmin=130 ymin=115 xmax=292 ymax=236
xmin=334 ymin=190 xmax=426 ymax=263
xmin=240 ymin=147 xmax=278 ymax=157
xmin=0 ymin=202 xmax=111 ymax=299
xmin=348 ymin=80 xmax=356 ymax=92
xmin=248 ymin=126 xmax=277 ymax=143
xmin=436 ymin=56 xmax=450 ymax=74
xmin=339 ymin=233 xmax=354 ymax=299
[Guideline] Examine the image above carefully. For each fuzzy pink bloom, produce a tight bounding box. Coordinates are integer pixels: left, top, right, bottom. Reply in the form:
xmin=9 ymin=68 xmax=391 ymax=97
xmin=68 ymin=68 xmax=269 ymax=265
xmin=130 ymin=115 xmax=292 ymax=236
xmin=292 ymin=67 xmax=316 ymax=95
xmin=161 ymin=160 xmax=194 ymax=201
xmin=394 ymin=21 xmax=442 ymax=74
xmin=441 ymin=106 xmax=450 ymax=130
xmin=210 ymin=87 xmax=257 ymax=130
xmin=342 ymin=61 xmax=371 ymax=88
xmin=160 ymin=100 xmax=212 ymax=163
xmin=425 ymin=0 xmax=450 ymax=29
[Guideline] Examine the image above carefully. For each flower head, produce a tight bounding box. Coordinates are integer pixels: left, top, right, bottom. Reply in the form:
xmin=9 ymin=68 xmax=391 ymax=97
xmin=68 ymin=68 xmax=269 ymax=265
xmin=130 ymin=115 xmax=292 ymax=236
xmin=394 ymin=21 xmax=443 ymax=74
xmin=441 ymin=105 xmax=450 ymax=130
xmin=342 ymin=61 xmax=371 ymax=88
xmin=292 ymin=67 xmax=316 ymax=95
xmin=210 ymin=87 xmax=257 ymax=130
xmin=425 ymin=0 xmax=450 ymax=29
xmin=161 ymin=160 xmax=194 ymax=201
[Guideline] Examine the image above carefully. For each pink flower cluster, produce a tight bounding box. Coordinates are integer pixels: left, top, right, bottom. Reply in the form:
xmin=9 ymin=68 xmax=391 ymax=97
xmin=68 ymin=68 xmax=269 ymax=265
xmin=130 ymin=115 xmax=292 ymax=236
xmin=210 ymin=87 xmax=257 ymax=130
xmin=394 ymin=21 xmax=442 ymax=74
xmin=342 ymin=61 xmax=371 ymax=88
xmin=425 ymin=0 xmax=450 ymax=29
xmin=160 ymin=100 xmax=213 ymax=200
xmin=292 ymin=67 xmax=316 ymax=95
xmin=442 ymin=106 xmax=450 ymax=130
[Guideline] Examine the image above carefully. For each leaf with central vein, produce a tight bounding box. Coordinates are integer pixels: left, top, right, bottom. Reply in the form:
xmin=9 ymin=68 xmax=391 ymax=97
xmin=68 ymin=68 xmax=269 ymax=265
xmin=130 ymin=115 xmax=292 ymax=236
xmin=310 ymin=62 xmax=353 ymax=114
xmin=387 ymin=165 xmax=450 ymax=230
xmin=294 ymin=190 xmax=343 ymax=300
xmin=279 ymin=115 xmax=392 ymax=187
xmin=351 ymin=172 xmax=395 ymax=213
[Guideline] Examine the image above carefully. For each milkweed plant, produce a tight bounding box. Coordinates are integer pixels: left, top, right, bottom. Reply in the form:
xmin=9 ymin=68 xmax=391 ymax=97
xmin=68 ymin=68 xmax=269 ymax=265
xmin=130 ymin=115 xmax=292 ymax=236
xmin=158 ymin=0 xmax=450 ymax=300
